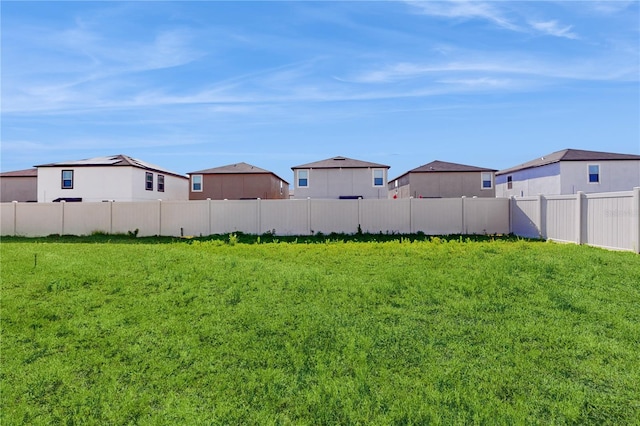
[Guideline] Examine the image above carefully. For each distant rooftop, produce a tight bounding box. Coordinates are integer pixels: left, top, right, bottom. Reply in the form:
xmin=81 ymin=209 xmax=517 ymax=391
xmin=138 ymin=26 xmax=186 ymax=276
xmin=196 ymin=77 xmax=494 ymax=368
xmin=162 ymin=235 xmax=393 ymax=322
xmin=292 ymin=156 xmax=390 ymax=170
xmin=189 ymin=162 xmax=289 ymax=183
xmin=390 ymin=160 xmax=495 ymax=181
xmin=35 ymin=154 xmax=187 ymax=178
xmin=0 ymin=168 xmax=38 ymax=177
xmin=496 ymin=149 xmax=640 ymax=175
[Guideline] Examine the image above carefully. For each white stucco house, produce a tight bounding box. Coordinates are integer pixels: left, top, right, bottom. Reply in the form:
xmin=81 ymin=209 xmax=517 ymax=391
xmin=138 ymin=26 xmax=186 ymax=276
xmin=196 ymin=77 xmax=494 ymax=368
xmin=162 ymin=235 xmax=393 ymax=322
xmin=495 ymin=149 xmax=640 ymax=197
xmin=291 ymin=156 xmax=390 ymax=199
xmin=35 ymin=154 xmax=189 ymax=202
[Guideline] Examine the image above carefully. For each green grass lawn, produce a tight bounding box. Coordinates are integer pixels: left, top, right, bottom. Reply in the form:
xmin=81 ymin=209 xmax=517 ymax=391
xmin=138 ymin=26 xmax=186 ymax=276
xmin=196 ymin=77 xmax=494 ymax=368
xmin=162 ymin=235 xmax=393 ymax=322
xmin=2 ymin=236 xmax=639 ymax=424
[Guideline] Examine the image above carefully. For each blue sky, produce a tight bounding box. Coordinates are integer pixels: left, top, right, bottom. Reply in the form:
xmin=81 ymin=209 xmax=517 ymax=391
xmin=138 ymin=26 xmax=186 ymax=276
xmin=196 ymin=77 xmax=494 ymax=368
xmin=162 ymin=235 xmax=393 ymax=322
xmin=2 ymin=1 xmax=639 ymax=182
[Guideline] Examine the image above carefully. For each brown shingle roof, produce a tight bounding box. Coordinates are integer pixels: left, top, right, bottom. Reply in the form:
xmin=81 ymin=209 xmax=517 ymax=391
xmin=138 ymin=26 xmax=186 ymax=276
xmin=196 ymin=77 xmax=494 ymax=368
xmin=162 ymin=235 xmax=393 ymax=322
xmin=292 ymin=156 xmax=390 ymax=170
xmin=496 ymin=149 xmax=640 ymax=175
xmin=189 ymin=162 xmax=289 ymax=183
xmin=390 ymin=160 xmax=495 ymax=181
xmin=0 ymin=168 xmax=38 ymax=177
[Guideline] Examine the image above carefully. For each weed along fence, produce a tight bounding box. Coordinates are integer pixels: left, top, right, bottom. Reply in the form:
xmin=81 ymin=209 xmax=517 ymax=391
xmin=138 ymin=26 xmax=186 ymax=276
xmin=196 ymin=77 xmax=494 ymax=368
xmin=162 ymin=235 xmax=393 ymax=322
xmin=510 ymin=188 xmax=640 ymax=253
xmin=1 ymin=197 xmax=510 ymax=238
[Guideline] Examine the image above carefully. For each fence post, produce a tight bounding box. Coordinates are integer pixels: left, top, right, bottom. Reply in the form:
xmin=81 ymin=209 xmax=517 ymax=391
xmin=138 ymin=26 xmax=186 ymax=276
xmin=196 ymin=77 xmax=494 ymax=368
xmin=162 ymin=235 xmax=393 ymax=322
xmin=109 ymin=200 xmax=113 ymax=235
xmin=461 ymin=196 xmax=466 ymax=234
xmin=634 ymin=187 xmax=640 ymax=254
xmin=358 ymin=197 xmax=362 ymax=232
xmin=158 ymin=199 xmax=162 ymax=236
xmin=207 ymin=198 xmax=212 ymax=236
xmin=409 ymin=197 xmax=414 ymax=234
xmin=12 ymin=201 xmax=18 ymax=236
xmin=307 ymin=198 xmax=312 ymax=235
xmin=576 ymin=191 xmax=585 ymax=245
xmin=60 ymin=200 xmax=66 ymax=235
xmin=257 ymin=198 xmax=261 ymax=234
xmin=538 ymin=194 xmax=546 ymax=239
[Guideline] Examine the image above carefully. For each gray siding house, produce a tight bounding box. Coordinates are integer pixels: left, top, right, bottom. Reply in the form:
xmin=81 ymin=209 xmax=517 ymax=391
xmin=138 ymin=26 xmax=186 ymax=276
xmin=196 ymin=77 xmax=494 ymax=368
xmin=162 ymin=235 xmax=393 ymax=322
xmin=496 ymin=149 xmax=640 ymax=197
xmin=0 ymin=168 xmax=38 ymax=202
xmin=291 ymin=156 xmax=390 ymax=199
xmin=389 ymin=160 xmax=496 ymax=198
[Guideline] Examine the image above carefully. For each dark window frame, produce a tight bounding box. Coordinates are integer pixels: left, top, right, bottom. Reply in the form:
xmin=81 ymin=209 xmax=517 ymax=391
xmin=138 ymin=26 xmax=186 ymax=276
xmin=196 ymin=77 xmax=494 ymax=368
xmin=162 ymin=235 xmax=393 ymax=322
xmin=61 ymin=170 xmax=74 ymax=189
xmin=146 ymin=172 xmax=154 ymax=191
xmin=157 ymin=174 xmax=165 ymax=192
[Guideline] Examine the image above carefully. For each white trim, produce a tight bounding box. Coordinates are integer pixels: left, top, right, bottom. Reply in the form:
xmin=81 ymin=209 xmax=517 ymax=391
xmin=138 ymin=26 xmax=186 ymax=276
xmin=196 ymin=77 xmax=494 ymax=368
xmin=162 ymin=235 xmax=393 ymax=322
xmin=297 ymin=169 xmax=309 ymax=188
xmin=191 ymin=174 xmax=203 ymax=192
xmin=372 ymin=169 xmax=385 ymax=187
xmin=481 ymin=172 xmax=493 ymax=190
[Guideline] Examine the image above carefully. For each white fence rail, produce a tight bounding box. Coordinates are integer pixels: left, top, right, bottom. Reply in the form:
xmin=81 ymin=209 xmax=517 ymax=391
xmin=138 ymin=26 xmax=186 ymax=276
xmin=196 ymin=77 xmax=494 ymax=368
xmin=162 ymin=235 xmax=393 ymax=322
xmin=1 ymin=197 xmax=509 ymax=238
xmin=3 ymin=190 xmax=638 ymax=253
xmin=510 ymin=188 xmax=640 ymax=253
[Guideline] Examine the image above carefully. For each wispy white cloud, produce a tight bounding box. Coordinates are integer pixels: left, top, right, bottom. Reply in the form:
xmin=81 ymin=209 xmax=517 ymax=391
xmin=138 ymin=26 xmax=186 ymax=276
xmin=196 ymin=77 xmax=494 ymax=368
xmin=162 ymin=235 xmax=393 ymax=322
xmin=405 ymin=0 xmax=582 ymax=40
xmin=405 ymin=0 xmax=520 ymax=31
xmin=530 ymin=20 xmax=578 ymax=40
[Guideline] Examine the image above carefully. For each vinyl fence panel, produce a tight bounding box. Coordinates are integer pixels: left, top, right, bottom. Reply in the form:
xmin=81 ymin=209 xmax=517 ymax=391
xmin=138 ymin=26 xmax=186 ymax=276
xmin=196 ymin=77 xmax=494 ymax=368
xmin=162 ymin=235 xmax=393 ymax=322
xmin=464 ymin=197 xmax=510 ymax=235
xmin=411 ymin=198 xmax=463 ymax=235
xmin=545 ymin=195 xmax=578 ymax=243
xmin=360 ymin=199 xmax=411 ymax=234
xmin=63 ymin=202 xmax=111 ymax=236
xmin=260 ymin=199 xmax=309 ymax=235
xmin=309 ymin=200 xmax=359 ymax=235
xmin=160 ymin=200 xmax=209 ymax=237
xmin=1 ymin=203 xmax=16 ymax=236
xmin=584 ymin=192 xmax=635 ymax=251
xmin=210 ymin=200 xmax=259 ymax=235
xmin=111 ymin=201 xmax=161 ymax=237
xmin=511 ymin=197 xmax=541 ymax=238
xmin=16 ymin=203 xmax=63 ymax=237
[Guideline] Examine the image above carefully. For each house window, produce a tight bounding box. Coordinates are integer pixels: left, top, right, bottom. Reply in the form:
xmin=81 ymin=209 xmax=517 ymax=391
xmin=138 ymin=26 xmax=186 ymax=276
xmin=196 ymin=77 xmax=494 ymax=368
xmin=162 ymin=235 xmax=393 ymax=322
xmin=146 ymin=172 xmax=154 ymax=191
xmin=588 ymin=164 xmax=600 ymax=183
xmin=394 ymin=180 xmax=398 ymax=188
xmin=507 ymin=176 xmax=513 ymax=190
xmin=280 ymin=180 xmax=283 ymax=195
xmin=157 ymin=175 xmax=165 ymax=192
xmin=192 ymin=175 xmax=203 ymax=192
xmin=297 ymin=170 xmax=309 ymax=188
xmin=373 ymin=169 xmax=384 ymax=187
xmin=481 ymin=172 xmax=493 ymax=189
xmin=61 ymin=170 xmax=74 ymax=189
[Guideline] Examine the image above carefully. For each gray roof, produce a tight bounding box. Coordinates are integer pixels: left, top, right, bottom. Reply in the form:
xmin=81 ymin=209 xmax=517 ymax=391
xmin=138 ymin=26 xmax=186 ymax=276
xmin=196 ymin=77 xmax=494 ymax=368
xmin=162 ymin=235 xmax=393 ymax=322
xmin=390 ymin=160 xmax=495 ymax=181
xmin=35 ymin=154 xmax=187 ymax=179
xmin=189 ymin=162 xmax=289 ymax=184
xmin=496 ymin=149 xmax=640 ymax=176
xmin=292 ymin=156 xmax=390 ymax=170
xmin=0 ymin=168 xmax=38 ymax=177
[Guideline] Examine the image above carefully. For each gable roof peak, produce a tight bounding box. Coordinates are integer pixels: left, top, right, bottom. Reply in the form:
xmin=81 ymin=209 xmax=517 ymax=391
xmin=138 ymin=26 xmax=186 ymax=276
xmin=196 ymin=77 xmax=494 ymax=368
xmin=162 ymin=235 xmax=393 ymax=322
xmin=292 ymin=155 xmax=390 ymax=169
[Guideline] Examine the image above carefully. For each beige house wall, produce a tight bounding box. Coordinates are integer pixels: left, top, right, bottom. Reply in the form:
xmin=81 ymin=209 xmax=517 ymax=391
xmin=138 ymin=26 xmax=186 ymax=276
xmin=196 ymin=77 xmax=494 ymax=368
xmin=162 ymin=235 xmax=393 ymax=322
xmin=189 ymin=174 xmax=289 ymax=200
xmin=392 ymin=171 xmax=495 ymax=198
xmin=1 ymin=176 xmax=37 ymax=202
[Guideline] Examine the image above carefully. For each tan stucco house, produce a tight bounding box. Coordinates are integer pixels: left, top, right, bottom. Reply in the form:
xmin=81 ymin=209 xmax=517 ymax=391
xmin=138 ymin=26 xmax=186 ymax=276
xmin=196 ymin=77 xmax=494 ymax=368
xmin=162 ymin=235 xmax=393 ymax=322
xmin=291 ymin=156 xmax=390 ymax=199
xmin=389 ymin=160 xmax=496 ymax=198
xmin=35 ymin=154 xmax=188 ymax=202
xmin=0 ymin=168 xmax=38 ymax=202
xmin=188 ymin=162 xmax=289 ymax=200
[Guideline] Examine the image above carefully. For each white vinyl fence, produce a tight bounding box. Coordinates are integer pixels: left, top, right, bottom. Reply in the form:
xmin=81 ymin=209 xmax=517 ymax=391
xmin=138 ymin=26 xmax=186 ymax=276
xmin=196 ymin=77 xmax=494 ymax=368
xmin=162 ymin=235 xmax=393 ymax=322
xmin=3 ymin=190 xmax=638 ymax=253
xmin=510 ymin=188 xmax=640 ymax=253
xmin=1 ymin=197 xmax=509 ymax=238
